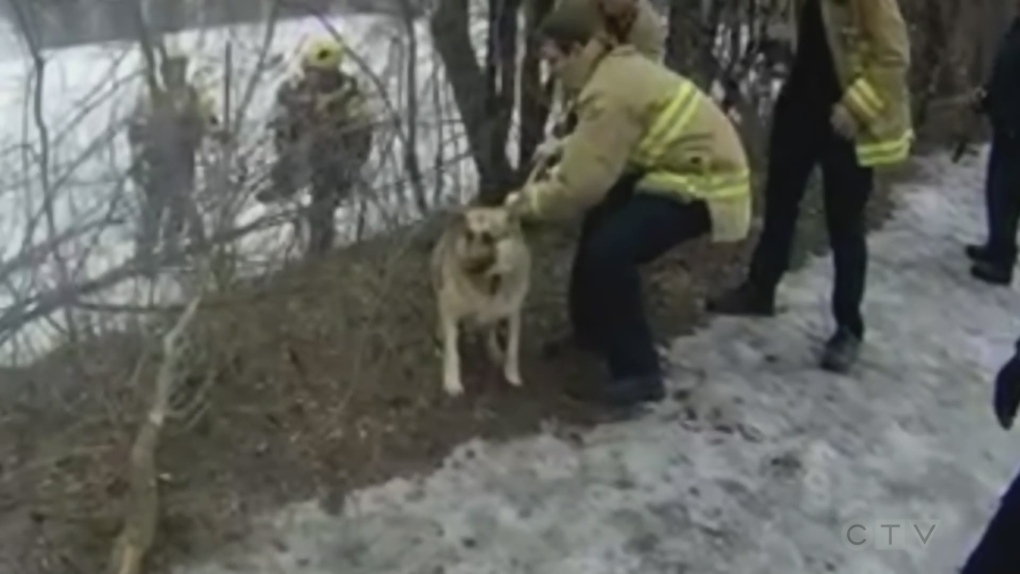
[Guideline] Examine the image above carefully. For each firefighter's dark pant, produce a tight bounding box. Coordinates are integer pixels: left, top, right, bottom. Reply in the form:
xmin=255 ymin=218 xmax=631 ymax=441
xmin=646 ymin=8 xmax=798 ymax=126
xmin=981 ymin=129 xmax=1020 ymax=264
xmin=569 ymin=173 xmax=711 ymax=381
xmin=138 ymin=157 xmax=204 ymax=256
xmin=305 ymin=131 xmax=371 ymax=257
xmin=960 ymin=464 xmax=1020 ymax=573
xmin=747 ymin=94 xmax=874 ymax=338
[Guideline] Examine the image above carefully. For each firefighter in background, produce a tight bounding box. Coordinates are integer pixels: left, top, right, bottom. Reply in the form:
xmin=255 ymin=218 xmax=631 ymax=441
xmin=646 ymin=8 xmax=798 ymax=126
xmin=706 ymin=0 xmax=913 ymax=373
xmin=263 ymin=35 xmax=373 ymax=258
xmin=127 ymin=52 xmax=221 ymax=259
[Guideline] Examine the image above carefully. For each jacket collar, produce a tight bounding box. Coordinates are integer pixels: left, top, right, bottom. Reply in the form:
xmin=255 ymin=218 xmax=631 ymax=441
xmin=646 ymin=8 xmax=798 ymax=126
xmin=559 ymin=39 xmax=635 ymax=95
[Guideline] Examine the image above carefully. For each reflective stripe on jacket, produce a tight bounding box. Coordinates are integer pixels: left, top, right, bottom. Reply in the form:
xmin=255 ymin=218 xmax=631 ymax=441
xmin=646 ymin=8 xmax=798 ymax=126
xmin=525 ymin=45 xmax=751 ymax=243
xmin=771 ymin=0 xmax=913 ymax=166
xmin=632 ymin=76 xmax=750 ymax=242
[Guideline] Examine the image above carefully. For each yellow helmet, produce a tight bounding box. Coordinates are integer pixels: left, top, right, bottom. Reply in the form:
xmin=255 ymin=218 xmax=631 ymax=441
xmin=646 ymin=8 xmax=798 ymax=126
xmin=302 ymin=36 xmax=344 ymax=71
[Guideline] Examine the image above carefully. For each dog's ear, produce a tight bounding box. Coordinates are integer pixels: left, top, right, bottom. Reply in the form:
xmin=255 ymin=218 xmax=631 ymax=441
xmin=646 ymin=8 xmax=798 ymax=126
xmin=438 ymin=206 xmax=470 ymax=231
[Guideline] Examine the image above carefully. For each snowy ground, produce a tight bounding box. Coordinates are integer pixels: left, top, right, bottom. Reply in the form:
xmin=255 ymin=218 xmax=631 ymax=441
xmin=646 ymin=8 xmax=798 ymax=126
xmin=169 ymin=149 xmax=1020 ymax=574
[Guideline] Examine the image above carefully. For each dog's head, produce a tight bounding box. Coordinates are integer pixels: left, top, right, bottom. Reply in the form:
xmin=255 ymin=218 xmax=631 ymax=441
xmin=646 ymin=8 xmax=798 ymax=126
xmin=452 ymin=206 xmax=521 ymax=274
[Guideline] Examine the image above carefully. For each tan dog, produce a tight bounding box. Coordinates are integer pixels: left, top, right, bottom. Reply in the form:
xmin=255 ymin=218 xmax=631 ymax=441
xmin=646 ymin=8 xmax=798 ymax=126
xmin=431 ymin=205 xmax=531 ymax=396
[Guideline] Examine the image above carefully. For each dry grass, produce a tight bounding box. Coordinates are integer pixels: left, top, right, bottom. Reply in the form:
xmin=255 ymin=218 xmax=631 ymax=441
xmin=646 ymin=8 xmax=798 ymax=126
xmin=0 ymin=172 xmax=902 ymax=573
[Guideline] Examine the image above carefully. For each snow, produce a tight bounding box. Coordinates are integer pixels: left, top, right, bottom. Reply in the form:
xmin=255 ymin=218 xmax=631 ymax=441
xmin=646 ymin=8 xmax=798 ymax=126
xmin=173 ymin=149 xmax=1020 ymax=573
xmin=0 ymin=11 xmax=489 ymax=364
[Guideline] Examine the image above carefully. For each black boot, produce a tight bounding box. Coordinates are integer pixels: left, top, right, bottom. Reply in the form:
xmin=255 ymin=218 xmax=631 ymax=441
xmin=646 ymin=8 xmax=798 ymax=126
xmin=965 ymin=243 xmax=993 ymax=262
xmin=542 ymin=332 xmax=597 ymax=359
xmin=567 ymin=374 xmax=665 ymax=410
xmin=706 ymin=281 xmax=776 ymax=316
xmin=820 ymin=327 xmax=861 ymax=373
xmin=971 ymin=260 xmax=1014 ymax=286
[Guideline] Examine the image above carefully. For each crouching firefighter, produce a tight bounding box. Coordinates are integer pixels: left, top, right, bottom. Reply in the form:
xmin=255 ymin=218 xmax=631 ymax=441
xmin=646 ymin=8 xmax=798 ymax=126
xmin=964 ymin=5 xmax=1020 ymax=286
xmin=505 ymin=8 xmax=751 ymax=409
xmin=707 ymin=0 xmax=913 ymax=373
xmin=264 ymin=36 xmax=373 ymax=258
xmin=127 ymin=52 xmax=221 ymax=259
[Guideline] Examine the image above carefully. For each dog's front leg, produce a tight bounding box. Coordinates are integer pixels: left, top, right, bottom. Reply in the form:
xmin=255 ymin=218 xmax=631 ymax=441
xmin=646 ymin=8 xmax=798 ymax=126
xmin=503 ymin=311 xmax=523 ymax=387
xmin=486 ymin=321 xmax=504 ymax=364
xmin=441 ymin=312 xmax=464 ymax=396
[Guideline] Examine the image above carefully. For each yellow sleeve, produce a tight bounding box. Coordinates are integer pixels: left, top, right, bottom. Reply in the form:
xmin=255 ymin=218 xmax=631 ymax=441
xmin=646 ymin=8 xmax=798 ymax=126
xmin=524 ymin=88 xmax=643 ymax=220
xmin=195 ymin=88 xmax=220 ymax=127
xmin=838 ymin=0 xmax=910 ymax=125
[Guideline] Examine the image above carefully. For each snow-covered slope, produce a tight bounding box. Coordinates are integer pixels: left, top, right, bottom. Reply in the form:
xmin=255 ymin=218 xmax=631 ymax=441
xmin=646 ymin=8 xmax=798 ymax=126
xmin=173 ymin=150 xmax=1020 ymax=574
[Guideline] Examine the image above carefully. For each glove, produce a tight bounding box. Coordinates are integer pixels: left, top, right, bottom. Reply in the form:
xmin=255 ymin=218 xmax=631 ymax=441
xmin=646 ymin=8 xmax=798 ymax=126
xmin=533 ymin=136 xmax=563 ymax=164
xmin=504 ymin=190 xmax=530 ymax=219
xmin=994 ymin=351 xmax=1020 ymax=429
xmin=831 ymin=104 xmax=858 ymax=140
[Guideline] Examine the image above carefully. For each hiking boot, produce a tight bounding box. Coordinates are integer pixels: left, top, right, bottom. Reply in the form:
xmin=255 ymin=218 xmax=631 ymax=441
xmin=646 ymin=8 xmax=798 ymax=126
xmin=705 ymin=281 xmax=776 ymax=316
xmin=971 ymin=260 xmax=1014 ymax=286
xmin=965 ymin=243 xmax=993 ymax=262
xmin=820 ymin=328 xmax=861 ymax=373
xmin=566 ymin=374 xmax=665 ymax=410
xmin=542 ymin=333 xmax=597 ymax=359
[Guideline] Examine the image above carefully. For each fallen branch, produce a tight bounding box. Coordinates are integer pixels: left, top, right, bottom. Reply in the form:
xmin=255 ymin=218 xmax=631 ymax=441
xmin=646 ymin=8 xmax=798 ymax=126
xmin=108 ymin=293 xmax=202 ymax=574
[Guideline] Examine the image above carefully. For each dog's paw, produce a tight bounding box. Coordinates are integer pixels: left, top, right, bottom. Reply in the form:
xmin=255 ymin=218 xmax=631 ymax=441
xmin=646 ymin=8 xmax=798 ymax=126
xmin=504 ymin=366 xmax=523 ymax=387
xmin=443 ymin=379 xmax=465 ymax=397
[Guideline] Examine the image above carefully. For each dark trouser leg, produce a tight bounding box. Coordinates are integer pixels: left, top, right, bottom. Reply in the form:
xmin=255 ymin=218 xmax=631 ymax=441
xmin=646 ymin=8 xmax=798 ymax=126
xmin=306 ymin=170 xmax=340 ymax=257
xmin=165 ymin=173 xmax=205 ymax=250
xmin=961 ymin=466 xmax=1020 ymax=573
xmin=568 ymin=173 xmax=641 ymax=348
xmin=820 ymin=133 xmax=873 ymax=339
xmin=575 ymin=195 xmax=711 ymax=382
xmin=746 ymin=98 xmax=823 ymax=291
xmin=137 ymin=184 xmax=165 ymax=258
xmin=985 ymin=131 xmax=1020 ymax=264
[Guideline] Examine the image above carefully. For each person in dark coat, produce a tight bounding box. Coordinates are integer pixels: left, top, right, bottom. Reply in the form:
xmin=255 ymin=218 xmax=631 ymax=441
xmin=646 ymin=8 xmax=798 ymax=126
xmin=966 ymin=8 xmax=1020 ymax=286
xmin=959 ymin=335 xmax=1020 ymax=573
xmin=705 ymin=0 xmax=913 ymax=374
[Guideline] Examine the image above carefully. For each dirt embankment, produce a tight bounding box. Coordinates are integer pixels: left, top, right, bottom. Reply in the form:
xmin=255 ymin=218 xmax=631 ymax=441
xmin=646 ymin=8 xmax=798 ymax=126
xmin=0 ymin=166 xmax=904 ymax=573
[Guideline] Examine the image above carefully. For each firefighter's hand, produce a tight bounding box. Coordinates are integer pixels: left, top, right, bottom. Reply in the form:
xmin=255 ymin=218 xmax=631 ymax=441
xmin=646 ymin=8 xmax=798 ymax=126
xmin=831 ymin=104 xmax=858 ymax=140
xmin=533 ymin=136 xmax=563 ymax=164
xmin=504 ymin=190 xmax=530 ymax=220
xmin=994 ymin=351 xmax=1020 ymax=430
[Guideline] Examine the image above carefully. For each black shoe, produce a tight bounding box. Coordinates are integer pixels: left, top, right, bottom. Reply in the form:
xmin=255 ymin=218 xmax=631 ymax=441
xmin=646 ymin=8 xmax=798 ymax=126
xmin=542 ymin=333 xmax=596 ymax=359
xmin=971 ymin=260 xmax=1014 ymax=286
xmin=566 ymin=374 xmax=665 ymax=409
xmin=820 ymin=328 xmax=861 ymax=373
xmin=965 ymin=243 xmax=992 ymax=262
xmin=706 ymin=281 xmax=776 ymax=316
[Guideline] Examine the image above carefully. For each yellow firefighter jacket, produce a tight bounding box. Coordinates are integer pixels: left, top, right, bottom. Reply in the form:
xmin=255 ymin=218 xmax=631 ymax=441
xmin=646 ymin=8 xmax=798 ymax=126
xmin=273 ymin=71 xmax=372 ymax=151
xmin=549 ymin=0 xmax=665 ymax=133
xmin=522 ymin=44 xmax=751 ymax=243
xmin=771 ymin=0 xmax=913 ymax=166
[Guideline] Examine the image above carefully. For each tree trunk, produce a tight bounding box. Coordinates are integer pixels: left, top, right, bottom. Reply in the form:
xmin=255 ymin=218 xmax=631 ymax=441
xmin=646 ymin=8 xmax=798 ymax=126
xmin=430 ymin=0 xmax=516 ymax=202
xmin=518 ymin=0 xmax=555 ymax=171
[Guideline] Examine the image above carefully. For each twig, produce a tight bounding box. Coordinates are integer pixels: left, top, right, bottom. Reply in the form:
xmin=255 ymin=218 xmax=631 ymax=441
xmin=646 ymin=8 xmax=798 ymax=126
xmin=108 ymin=293 xmax=202 ymax=574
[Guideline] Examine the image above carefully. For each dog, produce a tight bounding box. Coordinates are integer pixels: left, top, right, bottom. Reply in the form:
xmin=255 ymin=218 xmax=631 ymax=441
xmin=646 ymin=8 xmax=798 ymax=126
xmin=431 ymin=205 xmax=531 ymax=396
